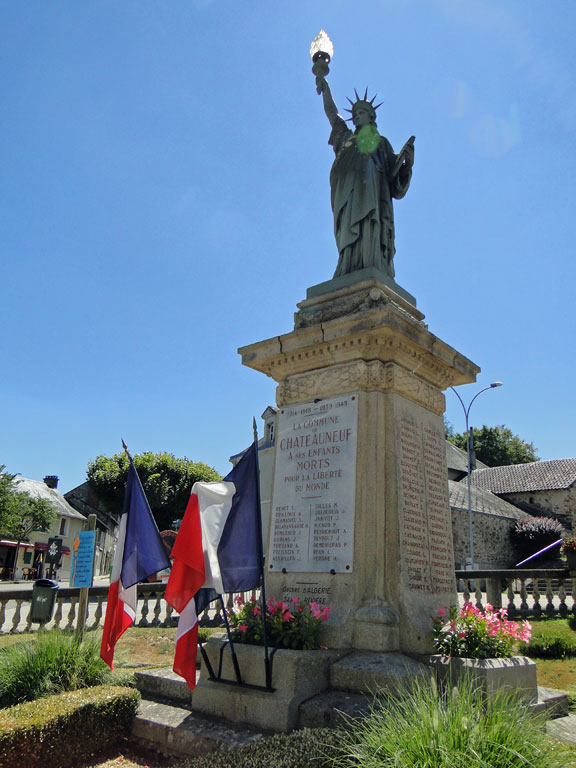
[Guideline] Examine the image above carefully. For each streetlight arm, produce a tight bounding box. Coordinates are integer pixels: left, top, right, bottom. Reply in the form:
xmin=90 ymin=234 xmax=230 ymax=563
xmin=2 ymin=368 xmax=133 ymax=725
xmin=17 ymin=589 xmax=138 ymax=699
xmin=465 ymin=385 xmax=496 ymax=421
xmin=449 ymin=382 xmax=502 ymax=570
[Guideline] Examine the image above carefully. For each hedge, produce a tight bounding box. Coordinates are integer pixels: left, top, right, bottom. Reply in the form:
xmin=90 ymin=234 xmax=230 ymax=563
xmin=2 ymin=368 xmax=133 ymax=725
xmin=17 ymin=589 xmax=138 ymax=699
xmin=0 ymin=685 xmax=140 ymax=768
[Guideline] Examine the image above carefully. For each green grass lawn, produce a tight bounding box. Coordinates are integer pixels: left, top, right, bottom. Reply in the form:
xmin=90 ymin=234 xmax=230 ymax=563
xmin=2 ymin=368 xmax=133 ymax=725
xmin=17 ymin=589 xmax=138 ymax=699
xmin=522 ymin=616 xmax=576 ymax=698
xmin=526 ymin=616 xmax=576 ymax=657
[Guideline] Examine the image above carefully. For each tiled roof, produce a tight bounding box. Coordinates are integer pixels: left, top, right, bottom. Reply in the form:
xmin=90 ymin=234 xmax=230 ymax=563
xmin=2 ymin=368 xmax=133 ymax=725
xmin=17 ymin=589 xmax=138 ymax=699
xmin=471 ymin=458 xmax=576 ymax=493
xmin=11 ymin=477 xmax=86 ymax=521
xmin=449 ymin=480 xmax=526 ymax=520
xmin=445 ymin=441 xmax=489 ymax=474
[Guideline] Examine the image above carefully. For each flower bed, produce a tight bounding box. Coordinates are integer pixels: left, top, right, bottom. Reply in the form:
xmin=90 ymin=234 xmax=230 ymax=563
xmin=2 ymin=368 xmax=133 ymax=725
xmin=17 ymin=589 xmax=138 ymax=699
xmin=228 ymin=595 xmax=330 ymax=650
xmin=430 ymin=602 xmax=537 ymax=702
xmin=432 ymin=601 xmax=532 ymax=658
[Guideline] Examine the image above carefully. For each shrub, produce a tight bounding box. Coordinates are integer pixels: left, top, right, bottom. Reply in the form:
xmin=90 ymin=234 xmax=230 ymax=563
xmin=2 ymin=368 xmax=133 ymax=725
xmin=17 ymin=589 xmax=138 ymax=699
xmin=0 ymin=685 xmax=140 ymax=768
xmin=432 ymin=602 xmax=531 ymax=659
xmin=525 ymin=617 xmax=576 ymax=659
xmin=511 ymin=516 xmax=564 ymax=561
xmin=228 ymin=595 xmax=330 ymax=650
xmin=330 ymin=678 xmax=576 ymax=768
xmin=179 ymin=727 xmax=344 ymax=768
xmin=0 ymin=630 xmax=112 ymax=707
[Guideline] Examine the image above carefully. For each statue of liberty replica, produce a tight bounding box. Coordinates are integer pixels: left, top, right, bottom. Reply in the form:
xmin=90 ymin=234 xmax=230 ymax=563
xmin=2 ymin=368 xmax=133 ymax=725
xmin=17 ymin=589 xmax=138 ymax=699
xmin=311 ymin=31 xmax=414 ymax=280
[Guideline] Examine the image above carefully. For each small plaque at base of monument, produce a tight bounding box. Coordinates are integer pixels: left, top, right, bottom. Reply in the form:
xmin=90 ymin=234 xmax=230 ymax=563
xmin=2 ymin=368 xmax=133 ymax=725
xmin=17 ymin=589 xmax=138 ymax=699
xmin=268 ymin=395 xmax=358 ymax=574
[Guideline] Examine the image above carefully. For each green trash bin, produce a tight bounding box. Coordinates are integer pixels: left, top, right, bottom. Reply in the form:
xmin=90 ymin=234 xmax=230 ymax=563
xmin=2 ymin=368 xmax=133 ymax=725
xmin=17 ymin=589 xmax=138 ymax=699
xmin=31 ymin=578 xmax=59 ymax=623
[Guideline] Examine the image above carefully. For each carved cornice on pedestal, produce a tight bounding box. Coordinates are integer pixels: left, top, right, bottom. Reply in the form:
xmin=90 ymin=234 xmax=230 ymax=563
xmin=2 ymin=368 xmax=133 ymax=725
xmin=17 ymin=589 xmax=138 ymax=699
xmin=277 ymin=360 xmax=446 ymax=414
xmin=238 ymin=280 xmax=479 ymax=398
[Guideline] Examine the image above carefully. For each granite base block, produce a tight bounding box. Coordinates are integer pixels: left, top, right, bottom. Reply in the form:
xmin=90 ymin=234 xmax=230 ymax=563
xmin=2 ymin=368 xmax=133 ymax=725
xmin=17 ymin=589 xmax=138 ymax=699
xmin=429 ymin=655 xmax=538 ymax=702
xmin=191 ymin=638 xmax=347 ymax=732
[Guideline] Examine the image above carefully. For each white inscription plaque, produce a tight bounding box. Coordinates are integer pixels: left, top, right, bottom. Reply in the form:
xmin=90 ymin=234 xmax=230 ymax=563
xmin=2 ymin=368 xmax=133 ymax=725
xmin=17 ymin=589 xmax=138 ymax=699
xmin=269 ymin=394 xmax=358 ymax=573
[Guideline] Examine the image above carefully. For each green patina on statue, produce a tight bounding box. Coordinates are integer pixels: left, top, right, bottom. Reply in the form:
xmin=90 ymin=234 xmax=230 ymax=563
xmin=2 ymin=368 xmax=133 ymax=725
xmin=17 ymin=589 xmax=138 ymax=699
xmin=315 ymin=74 xmax=415 ymax=280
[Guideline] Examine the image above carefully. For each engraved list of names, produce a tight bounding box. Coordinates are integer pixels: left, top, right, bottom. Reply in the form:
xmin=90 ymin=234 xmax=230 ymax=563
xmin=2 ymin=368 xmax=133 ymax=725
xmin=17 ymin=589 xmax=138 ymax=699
xmin=399 ymin=414 xmax=454 ymax=593
xmin=269 ymin=395 xmax=358 ymax=573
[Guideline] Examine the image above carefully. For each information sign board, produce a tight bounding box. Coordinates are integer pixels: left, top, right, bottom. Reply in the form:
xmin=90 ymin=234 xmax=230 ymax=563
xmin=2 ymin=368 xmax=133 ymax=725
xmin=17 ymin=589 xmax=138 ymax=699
xmin=70 ymin=530 xmax=96 ymax=588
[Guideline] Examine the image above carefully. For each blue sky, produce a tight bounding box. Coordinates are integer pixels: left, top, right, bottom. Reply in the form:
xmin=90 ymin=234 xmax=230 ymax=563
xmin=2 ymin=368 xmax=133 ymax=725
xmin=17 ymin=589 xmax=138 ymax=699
xmin=2 ymin=0 xmax=575 ymax=492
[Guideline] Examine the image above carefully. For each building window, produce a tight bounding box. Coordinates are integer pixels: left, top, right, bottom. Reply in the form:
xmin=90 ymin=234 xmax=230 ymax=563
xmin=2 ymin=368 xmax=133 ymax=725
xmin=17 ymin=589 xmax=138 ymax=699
xmin=266 ymin=421 xmax=275 ymax=444
xmin=59 ymin=518 xmax=68 ymax=537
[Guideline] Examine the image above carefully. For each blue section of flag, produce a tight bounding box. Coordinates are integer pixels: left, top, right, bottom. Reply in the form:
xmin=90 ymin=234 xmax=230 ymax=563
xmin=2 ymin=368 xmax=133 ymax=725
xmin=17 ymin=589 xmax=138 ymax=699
xmin=195 ymin=587 xmax=219 ymax=616
xmin=219 ymin=442 xmax=262 ymax=593
xmin=121 ymin=458 xmax=171 ymax=589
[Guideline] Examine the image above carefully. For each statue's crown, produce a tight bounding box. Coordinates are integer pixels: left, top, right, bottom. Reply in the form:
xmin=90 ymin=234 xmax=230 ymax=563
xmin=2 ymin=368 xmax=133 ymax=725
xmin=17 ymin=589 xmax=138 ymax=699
xmin=344 ymin=89 xmax=383 ymax=122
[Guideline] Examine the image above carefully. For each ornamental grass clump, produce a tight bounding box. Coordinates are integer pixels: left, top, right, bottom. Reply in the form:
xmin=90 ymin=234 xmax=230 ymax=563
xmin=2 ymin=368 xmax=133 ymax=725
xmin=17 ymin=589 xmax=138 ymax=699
xmin=432 ymin=602 xmax=531 ymax=659
xmin=330 ymin=677 xmax=576 ymax=768
xmin=228 ymin=595 xmax=330 ymax=650
xmin=0 ymin=630 xmax=112 ymax=708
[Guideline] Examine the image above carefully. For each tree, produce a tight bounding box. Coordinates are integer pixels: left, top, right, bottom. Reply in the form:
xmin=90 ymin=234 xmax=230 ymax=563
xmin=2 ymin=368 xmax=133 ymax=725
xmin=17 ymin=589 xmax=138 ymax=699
xmin=447 ymin=425 xmax=539 ymax=468
xmin=0 ymin=465 xmax=56 ymax=577
xmin=87 ymin=452 xmax=221 ymax=531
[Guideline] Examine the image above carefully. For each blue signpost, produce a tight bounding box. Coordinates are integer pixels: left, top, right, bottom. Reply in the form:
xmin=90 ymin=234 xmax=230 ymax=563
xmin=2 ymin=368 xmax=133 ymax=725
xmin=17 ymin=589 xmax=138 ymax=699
xmin=73 ymin=516 xmax=97 ymax=641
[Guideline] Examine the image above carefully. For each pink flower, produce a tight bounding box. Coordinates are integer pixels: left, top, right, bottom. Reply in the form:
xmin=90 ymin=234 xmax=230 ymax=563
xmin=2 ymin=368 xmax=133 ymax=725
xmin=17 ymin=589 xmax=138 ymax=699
xmin=282 ymin=610 xmax=292 ymax=622
xmin=253 ymin=605 xmax=261 ymax=616
xmin=238 ymin=624 xmax=248 ymax=633
xmin=290 ymin=596 xmax=300 ymax=605
xmin=322 ymin=606 xmax=331 ymax=621
xmin=437 ymin=607 xmax=447 ymax=617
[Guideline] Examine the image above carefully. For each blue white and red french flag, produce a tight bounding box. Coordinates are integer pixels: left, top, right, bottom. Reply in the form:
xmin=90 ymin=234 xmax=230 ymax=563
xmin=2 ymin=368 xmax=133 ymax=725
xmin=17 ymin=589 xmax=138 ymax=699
xmin=100 ymin=457 xmax=170 ymax=669
xmin=165 ymin=442 xmax=261 ymax=690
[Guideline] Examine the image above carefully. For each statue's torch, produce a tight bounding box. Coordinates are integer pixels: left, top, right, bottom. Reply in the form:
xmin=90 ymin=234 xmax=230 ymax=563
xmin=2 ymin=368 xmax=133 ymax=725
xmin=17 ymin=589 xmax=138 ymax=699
xmin=310 ymin=30 xmax=334 ymax=93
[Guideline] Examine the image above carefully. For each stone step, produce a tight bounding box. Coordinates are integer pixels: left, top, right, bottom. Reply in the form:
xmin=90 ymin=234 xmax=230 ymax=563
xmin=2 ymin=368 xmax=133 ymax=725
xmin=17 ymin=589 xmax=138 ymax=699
xmin=330 ymin=651 xmax=432 ymax=694
xmin=299 ymin=689 xmax=373 ymax=728
xmin=546 ymin=713 xmax=576 ymax=746
xmin=299 ymin=685 xmax=570 ymax=731
xmin=134 ymin=666 xmax=193 ymax=703
xmin=132 ymin=696 xmax=265 ymax=758
xmin=532 ymin=686 xmax=570 ymax=719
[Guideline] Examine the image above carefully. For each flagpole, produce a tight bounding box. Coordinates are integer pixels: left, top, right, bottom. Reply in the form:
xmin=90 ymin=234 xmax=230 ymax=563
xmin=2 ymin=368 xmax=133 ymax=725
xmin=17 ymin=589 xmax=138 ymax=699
xmin=219 ymin=595 xmax=243 ymax=683
xmin=253 ymin=418 xmax=272 ymax=689
xmin=121 ymin=438 xmax=133 ymax=463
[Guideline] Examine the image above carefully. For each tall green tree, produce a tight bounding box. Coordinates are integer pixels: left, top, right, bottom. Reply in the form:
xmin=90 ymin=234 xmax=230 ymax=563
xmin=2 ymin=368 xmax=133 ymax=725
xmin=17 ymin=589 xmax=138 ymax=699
xmin=87 ymin=452 xmax=221 ymax=531
xmin=448 ymin=425 xmax=539 ymax=467
xmin=0 ymin=466 xmax=56 ymax=576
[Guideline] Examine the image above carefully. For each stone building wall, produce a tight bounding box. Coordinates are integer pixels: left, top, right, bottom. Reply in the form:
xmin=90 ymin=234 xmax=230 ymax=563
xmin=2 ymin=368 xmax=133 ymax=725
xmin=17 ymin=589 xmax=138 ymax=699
xmin=451 ymin=508 xmax=517 ymax=569
xmin=501 ymin=487 xmax=576 ymax=531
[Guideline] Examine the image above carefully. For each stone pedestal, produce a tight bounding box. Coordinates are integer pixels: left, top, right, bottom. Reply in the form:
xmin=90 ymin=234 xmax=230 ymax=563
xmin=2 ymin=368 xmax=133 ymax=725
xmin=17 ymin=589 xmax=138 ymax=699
xmin=239 ymin=278 xmax=479 ymax=656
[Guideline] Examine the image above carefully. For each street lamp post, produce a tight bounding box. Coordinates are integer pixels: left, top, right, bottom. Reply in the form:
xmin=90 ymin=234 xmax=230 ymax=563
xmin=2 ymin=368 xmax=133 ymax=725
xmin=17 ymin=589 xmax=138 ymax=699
xmin=450 ymin=382 xmax=503 ymax=569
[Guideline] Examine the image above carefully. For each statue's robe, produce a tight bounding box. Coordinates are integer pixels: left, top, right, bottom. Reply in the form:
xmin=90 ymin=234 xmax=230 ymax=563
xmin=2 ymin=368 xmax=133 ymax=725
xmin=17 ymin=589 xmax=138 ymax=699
xmin=329 ymin=116 xmax=411 ymax=279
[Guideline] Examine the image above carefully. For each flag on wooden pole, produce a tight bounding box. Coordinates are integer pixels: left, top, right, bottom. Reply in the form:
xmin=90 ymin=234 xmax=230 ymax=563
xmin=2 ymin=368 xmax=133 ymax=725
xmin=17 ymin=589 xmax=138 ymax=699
xmin=165 ymin=442 xmax=262 ymax=689
xmin=100 ymin=449 xmax=170 ymax=669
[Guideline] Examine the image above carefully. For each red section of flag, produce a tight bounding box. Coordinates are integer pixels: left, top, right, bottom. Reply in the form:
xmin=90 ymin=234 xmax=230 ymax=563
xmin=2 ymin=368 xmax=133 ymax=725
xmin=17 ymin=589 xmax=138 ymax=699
xmin=100 ymin=579 xmax=133 ymax=670
xmin=165 ymin=493 xmax=205 ymax=689
xmin=173 ymin=604 xmax=200 ymax=691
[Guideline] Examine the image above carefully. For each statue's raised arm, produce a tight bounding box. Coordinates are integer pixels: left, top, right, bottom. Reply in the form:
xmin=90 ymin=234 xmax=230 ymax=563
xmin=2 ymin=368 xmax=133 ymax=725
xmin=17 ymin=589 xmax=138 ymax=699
xmin=315 ymin=74 xmax=339 ymax=128
xmin=310 ymin=32 xmax=414 ymax=281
